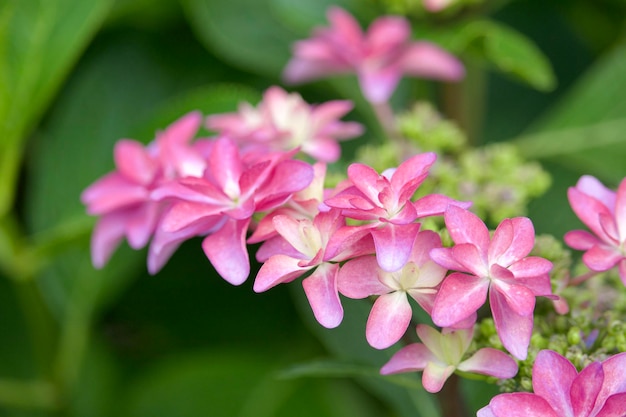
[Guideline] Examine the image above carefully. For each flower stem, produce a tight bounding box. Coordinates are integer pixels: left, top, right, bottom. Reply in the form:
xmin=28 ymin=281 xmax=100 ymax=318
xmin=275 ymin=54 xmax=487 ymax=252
xmin=569 ymin=270 xmax=600 ymax=286
xmin=435 ymin=373 xmax=469 ymax=417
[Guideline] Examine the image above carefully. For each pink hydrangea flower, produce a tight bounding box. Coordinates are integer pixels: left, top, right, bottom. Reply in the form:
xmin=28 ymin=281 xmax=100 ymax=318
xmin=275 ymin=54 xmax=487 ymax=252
xmin=381 ymin=324 xmax=518 ymax=393
xmin=478 ymin=350 xmax=626 ymax=417
xmin=151 ymin=137 xmax=314 ymax=285
xmin=337 ymin=230 xmax=447 ymax=349
xmin=423 ymin=0 xmax=457 ymax=12
xmin=565 ymin=175 xmax=626 ymax=285
xmin=81 ymin=111 xmax=205 ymax=268
xmin=283 ymin=6 xmax=465 ymax=103
xmin=206 ymin=86 xmax=363 ymax=162
xmin=430 ymin=205 xmax=554 ymax=360
xmin=325 ymin=152 xmax=470 ymax=272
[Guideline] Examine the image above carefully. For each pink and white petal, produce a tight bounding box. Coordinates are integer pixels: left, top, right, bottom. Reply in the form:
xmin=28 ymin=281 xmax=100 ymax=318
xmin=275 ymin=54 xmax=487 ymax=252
xmin=311 ymin=100 xmax=353 ymax=126
xmin=489 ymin=393 xmax=559 ymax=417
xmin=597 ymin=352 xmax=626 ymax=406
xmin=400 ymin=42 xmax=465 ymax=81
xmin=357 ymin=67 xmax=402 ymax=103
xmin=255 ymin=235 xmax=303 ymax=262
xmin=302 ymin=263 xmax=343 ymax=328
xmin=431 ymin=272 xmax=489 ymax=327
xmin=568 ymin=187 xmax=613 ymax=243
xmin=371 ymin=222 xmax=421 ymax=272
xmin=489 ymin=290 xmax=533 ymax=360
xmin=337 ymin=256 xmax=389 ymax=298
xmin=272 ymin=215 xmax=317 ymax=258
xmin=564 ymin=230 xmax=603 ymax=251
xmin=493 ymin=282 xmax=536 ymax=317
xmin=429 ymin=247 xmax=467 ymax=271
xmin=413 ymin=194 xmax=472 ymax=218
xmin=409 ymin=230 xmax=442 ymax=266
xmin=302 ymin=137 xmax=341 ymax=163
xmin=90 ymin=214 xmax=127 ymax=268
xmin=346 ymin=163 xmax=384 ymax=204
xmin=444 ymin=205 xmax=490 ymax=249
xmin=161 ymin=111 xmax=203 ymax=145
xmin=366 ymin=292 xmax=412 ymax=349
xmin=209 ymin=138 xmax=242 ymax=197
xmin=380 ymin=343 xmax=434 ymax=374
xmin=413 ymin=260 xmax=447 ymax=288
xmin=114 ymin=139 xmax=157 ymax=186
xmin=324 ymin=223 xmax=373 ymax=261
xmin=570 ymin=362 xmax=604 ymax=417
xmin=596 ymin=393 xmax=626 ymax=417
xmin=253 ymin=254 xmax=310 ymax=292
xmin=476 ymin=405 xmax=498 ymax=417
xmin=488 ymin=217 xmax=535 ymax=267
xmin=257 ymin=160 xmax=314 ymax=206
xmin=582 ymin=245 xmax=623 ymax=272
xmin=507 ymin=256 xmax=553 ymax=280
xmin=576 ymin=175 xmax=616 ymax=207
xmin=458 ymin=348 xmax=518 ymax=379
xmin=202 ymin=218 xmax=251 ymax=285
xmin=422 ymin=361 xmax=455 ymax=393
xmin=531 ymin=350 xmax=577 ymax=415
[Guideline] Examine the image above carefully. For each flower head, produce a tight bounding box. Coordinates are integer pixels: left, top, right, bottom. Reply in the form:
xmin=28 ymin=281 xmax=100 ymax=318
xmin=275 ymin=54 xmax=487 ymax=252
xmin=565 ymin=175 xmax=626 ymax=285
xmin=283 ymin=7 xmax=464 ymax=103
xmin=478 ymin=350 xmax=626 ymax=417
xmin=381 ymin=324 xmax=518 ymax=393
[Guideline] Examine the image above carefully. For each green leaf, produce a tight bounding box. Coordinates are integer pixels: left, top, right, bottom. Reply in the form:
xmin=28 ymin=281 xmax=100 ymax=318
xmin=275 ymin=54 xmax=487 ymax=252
xmin=0 ymin=0 xmax=112 ymax=216
xmin=435 ymin=20 xmax=556 ymax=92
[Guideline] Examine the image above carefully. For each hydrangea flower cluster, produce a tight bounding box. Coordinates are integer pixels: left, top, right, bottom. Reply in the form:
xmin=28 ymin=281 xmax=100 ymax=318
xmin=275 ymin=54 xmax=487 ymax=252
xmin=82 ymin=6 xmax=626 ymax=416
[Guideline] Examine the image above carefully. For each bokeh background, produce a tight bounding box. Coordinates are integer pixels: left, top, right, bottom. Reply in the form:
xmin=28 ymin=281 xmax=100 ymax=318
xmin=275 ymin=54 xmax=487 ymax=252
xmin=2 ymin=0 xmax=626 ymax=415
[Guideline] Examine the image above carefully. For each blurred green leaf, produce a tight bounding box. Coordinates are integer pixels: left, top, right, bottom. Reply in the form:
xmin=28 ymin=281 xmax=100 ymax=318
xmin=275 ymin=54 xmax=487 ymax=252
xmin=0 ymin=0 xmax=112 ymax=216
xmin=434 ymin=20 xmax=556 ymax=92
xmin=122 ymin=350 xmax=384 ymax=417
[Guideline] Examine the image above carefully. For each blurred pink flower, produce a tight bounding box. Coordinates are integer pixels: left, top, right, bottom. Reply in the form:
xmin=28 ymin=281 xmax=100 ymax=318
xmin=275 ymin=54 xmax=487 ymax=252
xmin=337 ymin=230 xmax=447 ymax=349
xmin=206 ymin=86 xmax=363 ymax=162
xmin=478 ymin=350 xmax=626 ymax=417
xmin=430 ymin=205 xmax=553 ymax=360
xmin=565 ymin=175 xmax=626 ymax=285
xmin=423 ymin=0 xmax=457 ymax=12
xmin=283 ymin=7 xmax=465 ymax=103
xmin=81 ymin=111 xmax=205 ymax=268
xmin=381 ymin=324 xmax=518 ymax=393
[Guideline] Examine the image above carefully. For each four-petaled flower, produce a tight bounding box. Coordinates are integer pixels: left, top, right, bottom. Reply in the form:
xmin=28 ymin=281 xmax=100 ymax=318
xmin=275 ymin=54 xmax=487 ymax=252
xmin=283 ymin=6 xmax=465 ymax=103
xmin=565 ymin=175 xmax=626 ymax=285
xmin=430 ymin=205 xmax=554 ymax=360
xmin=478 ymin=350 xmax=626 ymax=417
xmin=381 ymin=324 xmax=518 ymax=393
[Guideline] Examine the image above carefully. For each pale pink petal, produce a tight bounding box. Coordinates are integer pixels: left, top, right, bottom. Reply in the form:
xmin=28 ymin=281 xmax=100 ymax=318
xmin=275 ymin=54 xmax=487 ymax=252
xmin=457 ymin=348 xmax=518 ymax=378
xmin=302 ymin=263 xmax=343 ymax=328
xmin=114 ymin=139 xmax=157 ymax=185
xmin=81 ymin=173 xmax=149 ymax=214
xmin=256 ymin=160 xmax=314 ymax=208
xmin=208 ymin=138 xmax=242 ymax=198
xmin=413 ymin=193 xmax=472 ymax=218
xmin=366 ymin=292 xmax=412 ymax=349
xmin=337 ymin=256 xmax=389 ymax=298
xmin=390 ymin=152 xmax=436 ymax=198
xmin=508 ymin=256 xmax=553 ymax=280
xmin=490 ymin=289 xmax=533 ymax=360
xmin=564 ymin=230 xmax=603 ymax=250
xmin=301 ymin=137 xmax=341 ymax=163
xmin=125 ymin=203 xmax=160 ymax=249
xmin=400 ymin=42 xmax=465 ymax=81
xmin=583 ymin=245 xmax=623 ymax=272
xmin=90 ymin=214 xmax=127 ymax=268
xmin=615 ymin=178 xmax=626 ymax=240
xmin=597 ymin=352 xmax=626 ymax=405
xmin=444 ymin=205 xmax=490 ymax=250
xmin=568 ymin=187 xmax=613 ymax=243
xmin=380 ymin=343 xmax=435 ymax=374
xmin=255 ymin=235 xmax=303 ymax=262
xmin=532 ymin=350 xmax=577 ymax=414
xmin=253 ymin=254 xmax=310 ymax=292
xmin=576 ymin=175 xmax=616 ymax=207
xmin=432 ymin=272 xmax=489 ymax=327
xmin=619 ymin=259 xmax=626 ymax=286
xmin=599 ymin=212 xmax=620 ymax=243
xmin=202 ymin=218 xmax=251 ymax=285
xmin=476 ymin=406 xmax=498 ymax=417
xmin=346 ymin=163 xmax=383 ymax=204
xmin=358 ymin=67 xmax=402 ymax=103
xmin=161 ymin=201 xmax=224 ymax=232
xmin=409 ymin=230 xmax=442 ymax=265
xmin=422 ymin=361 xmax=455 ymax=393
xmin=371 ymin=222 xmax=421 ymax=272
xmin=423 ymin=0 xmax=455 ymax=12
xmin=492 ymin=282 xmax=536 ymax=317
xmin=488 ymin=217 xmax=535 ymax=267
xmin=326 ymin=6 xmax=364 ymax=49
xmin=489 ymin=393 xmax=559 ymax=417
xmin=571 ymin=361 xmax=604 ymax=417
xmin=429 ymin=247 xmax=467 ymax=271
xmin=451 ymin=243 xmax=489 ymax=276
xmin=366 ymin=16 xmax=410 ymax=53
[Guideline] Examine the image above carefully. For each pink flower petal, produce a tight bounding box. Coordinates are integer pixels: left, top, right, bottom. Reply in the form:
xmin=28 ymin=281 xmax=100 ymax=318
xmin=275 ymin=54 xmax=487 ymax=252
xmin=400 ymin=42 xmax=465 ymax=81
xmin=488 ymin=393 xmax=559 ymax=417
xmin=570 ymin=361 xmax=604 ymax=417
xmin=615 ymin=178 xmax=626 ymax=241
xmin=114 ymin=139 xmax=157 ymax=185
xmin=532 ymin=350 xmax=577 ymax=414
xmin=413 ymin=193 xmax=472 ymax=218
xmin=576 ymin=175 xmax=616 ymax=207
xmin=564 ymin=230 xmax=603 ymax=251
xmin=366 ymin=16 xmax=410 ymax=53
xmin=358 ymin=66 xmax=403 ymax=103
xmin=457 ymin=348 xmax=518 ymax=378
xmin=81 ymin=173 xmax=149 ymax=214
xmin=371 ymin=222 xmax=421 ymax=272
xmin=568 ymin=187 xmax=613 ymax=243
xmin=302 ymin=263 xmax=343 ymax=328
xmin=337 ymin=256 xmax=389 ymax=298
xmin=444 ymin=205 xmax=490 ymax=250
xmin=488 ymin=217 xmax=535 ymax=267
xmin=432 ymin=272 xmax=489 ymax=327
xmin=452 ymin=243 xmax=489 ymax=276
xmin=429 ymin=247 xmax=467 ymax=271
xmin=390 ymin=152 xmax=436 ymax=198
xmin=493 ymin=281 xmax=536 ymax=317
xmin=90 ymin=214 xmax=127 ymax=268
xmin=596 ymin=393 xmax=626 ymax=417
xmin=202 ymin=218 xmax=251 ymax=285
xmin=253 ymin=254 xmax=310 ymax=292
xmin=422 ymin=361 xmax=455 ymax=393
xmin=366 ymin=292 xmax=412 ymax=349
xmin=582 ymin=245 xmax=623 ymax=272
xmin=125 ymin=202 xmax=160 ymax=249
xmin=597 ymin=352 xmax=626 ymax=406
xmin=490 ymin=289 xmax=533 ymax=360
xmin=380 ymin=343 xmax=435 ymax=374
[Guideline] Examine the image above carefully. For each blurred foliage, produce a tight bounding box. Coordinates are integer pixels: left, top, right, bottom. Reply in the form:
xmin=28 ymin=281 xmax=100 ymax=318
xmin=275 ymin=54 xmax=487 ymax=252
xmin=0 ymin=0 xmax=625 ymax=415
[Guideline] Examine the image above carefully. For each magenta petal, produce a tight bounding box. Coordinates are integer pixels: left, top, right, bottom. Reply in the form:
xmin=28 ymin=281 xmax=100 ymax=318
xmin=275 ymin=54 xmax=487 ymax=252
xmin=615 ymin=178 xmax=626 ymax=239
xmin=568 ymin=187 xmax=613 ymax=243
xmin=114 ymin=139 xmax=157 ymax=185
xmin=253 ymin=255 xmax=310 ymax=292
xmin=125 ymin=203 xmax=159 ymax=249
xmin=358 ymin=67 xmax=402 ymax=103
xmin=444 ymin=205 xmax=490 ymax=249
xmin=452 ymin=243 xmax=489 ymax=276
xmin=532 ymin=350 xmax=577 ymax=414
xmin=598 ymin=352 xmax=626 ymax=405
xmin=400 ymin=42 xmax=465 ymax=81
xmin=90 ymin=214 xmax=127 ymax=268
xmin=494 ymin=282 xmax=536 ymax=317
xmin=564 ymin=230 xmax=603 ymax=250
xmin=390 ymin=152 xmax=436 ymax=197
xmin=488 ymin=217 xmax=535 ymax=267
xmin=596 ymin=393 xmax=626 ymax=417
xmin=489 ymin=393 xmax=559 ymax=417
xmin=583 ymin=245 xmax=623 ymax=271
xmin=380 ymin=343 xmax=434 ymax=374
xmin=432 ymin=272 xmax=489 ymax=327
xmin=570 ymin=362 xmax=604 ymax=417
xmin=202 ymin=218 xmax=251 ymax=285
xmin=346 ymin=163 xmax=383 ymax=204
xmin=366 ymin=292 xmax=412 ymax=349
xmin=458 ymin=348 xmax=518 ymax=378
xmin=371 ymin=222 xmax=421 ymax=272
xmin=337 ymin=256 xmax=388 ymax=298
xmin=302 ymin=263 xmax=343 ymax=328
xmin=490 ymin=289 xmax=533 ymax=360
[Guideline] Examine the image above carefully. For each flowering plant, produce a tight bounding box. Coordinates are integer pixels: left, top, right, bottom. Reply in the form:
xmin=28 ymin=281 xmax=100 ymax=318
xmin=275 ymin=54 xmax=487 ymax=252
xmin=2 ymin=1 xmax=626 ymax=416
